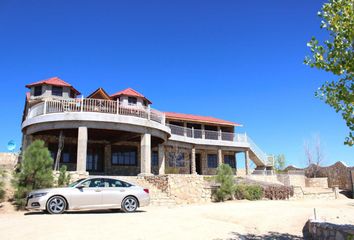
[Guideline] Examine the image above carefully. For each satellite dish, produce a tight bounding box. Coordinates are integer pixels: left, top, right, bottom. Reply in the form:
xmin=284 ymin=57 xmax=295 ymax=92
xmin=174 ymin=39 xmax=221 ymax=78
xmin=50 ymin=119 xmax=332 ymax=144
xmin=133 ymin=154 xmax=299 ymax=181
xmin=7 ymin=140 xmax=16 ymax=152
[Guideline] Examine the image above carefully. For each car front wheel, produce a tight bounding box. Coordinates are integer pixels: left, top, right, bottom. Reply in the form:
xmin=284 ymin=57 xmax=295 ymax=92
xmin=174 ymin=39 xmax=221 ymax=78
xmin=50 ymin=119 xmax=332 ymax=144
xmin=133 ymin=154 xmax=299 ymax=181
xmin=121 ymin=196 xmax=138 ymax=213
xmin=46 ymin=196 xmax=67 ymax=214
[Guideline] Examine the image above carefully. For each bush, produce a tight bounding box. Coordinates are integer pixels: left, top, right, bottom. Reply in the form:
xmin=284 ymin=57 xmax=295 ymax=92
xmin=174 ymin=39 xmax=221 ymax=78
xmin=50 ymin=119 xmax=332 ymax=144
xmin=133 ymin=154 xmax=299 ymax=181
xmin=13 ymin=140 xmax=54 ymax=209
xmin=214 ymin=164 xmax=235 ymax=202
xmin=57 ymin=165 xmax=71 ymax=187
xmin=0 ymin=168 xmax=6 ymax=202
xmin=262 ymin=185 xmax=294 ymax=200
xmin=234 ymin=184 xmax=263 ymax=200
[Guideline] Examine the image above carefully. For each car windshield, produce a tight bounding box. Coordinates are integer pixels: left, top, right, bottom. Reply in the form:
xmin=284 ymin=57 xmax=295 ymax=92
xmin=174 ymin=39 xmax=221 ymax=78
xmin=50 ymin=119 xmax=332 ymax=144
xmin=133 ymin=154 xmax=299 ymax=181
xmin=67 ymin=178 xmax=86 ymax=187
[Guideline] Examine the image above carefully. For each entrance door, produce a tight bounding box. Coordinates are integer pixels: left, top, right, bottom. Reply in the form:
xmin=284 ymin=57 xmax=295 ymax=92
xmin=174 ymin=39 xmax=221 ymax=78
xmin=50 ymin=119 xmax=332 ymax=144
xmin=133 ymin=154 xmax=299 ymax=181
xmin=86 ymin=144 xmax=104 ymax=172
xmin=196 ymin=153 xmax=202 ymax=175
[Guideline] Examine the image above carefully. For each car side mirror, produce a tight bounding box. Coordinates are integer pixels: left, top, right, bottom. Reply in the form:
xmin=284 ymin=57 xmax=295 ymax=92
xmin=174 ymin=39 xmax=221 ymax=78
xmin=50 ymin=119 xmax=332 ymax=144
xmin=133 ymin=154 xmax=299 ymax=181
xmin=76 ymin=185 xmax=85 ymax=189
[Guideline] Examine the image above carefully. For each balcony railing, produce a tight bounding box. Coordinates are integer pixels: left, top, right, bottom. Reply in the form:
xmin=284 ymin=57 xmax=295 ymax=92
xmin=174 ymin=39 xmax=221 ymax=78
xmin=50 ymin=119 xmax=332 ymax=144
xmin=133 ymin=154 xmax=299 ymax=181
xmin=167 ymin=123 xmax=272 ymax=166
xmin=166 ymin=123 xmax=248 ymax=143
xmin=27 ymin=98 xmax=166 ymax=124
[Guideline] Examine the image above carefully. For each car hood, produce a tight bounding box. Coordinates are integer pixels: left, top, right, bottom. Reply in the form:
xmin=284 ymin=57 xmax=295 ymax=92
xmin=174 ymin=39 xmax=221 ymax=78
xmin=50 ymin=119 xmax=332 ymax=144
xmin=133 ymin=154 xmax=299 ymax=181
xmin=29 ymin=187 xmax=71 ymax=195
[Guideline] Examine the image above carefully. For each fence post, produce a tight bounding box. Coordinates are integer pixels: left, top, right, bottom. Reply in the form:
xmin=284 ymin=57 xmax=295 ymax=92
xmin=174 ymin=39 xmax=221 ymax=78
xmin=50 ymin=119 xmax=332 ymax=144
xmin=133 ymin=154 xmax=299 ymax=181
xmin=80 ymin=96 xmax=84 ymax=112
xmin=43 ymin=100 xmax=47 ymax=115
xmin=116 ymin=99 xmax=120 ymax=114
xmin=147 ymin=105 xmax=151 ymax=120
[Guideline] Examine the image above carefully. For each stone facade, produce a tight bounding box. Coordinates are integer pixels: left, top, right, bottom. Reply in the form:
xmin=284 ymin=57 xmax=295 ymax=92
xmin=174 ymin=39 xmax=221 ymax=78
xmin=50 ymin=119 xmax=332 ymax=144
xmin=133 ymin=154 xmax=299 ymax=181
xmin=303 ymin=220 xmax=354 ymax=240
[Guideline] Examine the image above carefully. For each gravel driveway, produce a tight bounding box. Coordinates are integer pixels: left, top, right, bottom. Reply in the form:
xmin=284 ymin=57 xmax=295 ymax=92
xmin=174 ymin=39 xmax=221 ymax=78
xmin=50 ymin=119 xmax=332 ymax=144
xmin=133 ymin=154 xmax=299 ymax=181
xmin=0 ymin=198 xmax=353 ymax=240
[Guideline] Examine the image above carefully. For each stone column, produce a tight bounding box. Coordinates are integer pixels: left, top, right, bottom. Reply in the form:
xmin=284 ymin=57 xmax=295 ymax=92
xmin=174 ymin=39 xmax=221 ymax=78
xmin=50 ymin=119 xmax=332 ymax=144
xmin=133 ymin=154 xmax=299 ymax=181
xmin=245 ymin=150 xmax=250 ymax=175
xmin=191 ymin=146 xmax=196 ymax=174
xmin=139 ymin=133 xmax=152 ymax=176
xmin=77 ymin=126 xmax=88 ymax=173
xmin=104 ymin=144 xmax=112 ymax=174
xmin=201 ymin=150 xmax=206 ymax=175
xmin=217 ymin=148 xmax=223 ymax=166
xmin=158 ymin=144 xmax=165 ymax=175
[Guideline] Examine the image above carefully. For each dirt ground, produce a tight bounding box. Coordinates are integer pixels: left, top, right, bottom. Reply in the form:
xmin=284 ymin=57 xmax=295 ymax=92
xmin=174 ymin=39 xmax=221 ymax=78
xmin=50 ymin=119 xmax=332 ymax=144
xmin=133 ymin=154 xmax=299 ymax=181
xmin=0 ymin=198 xmax=353 ymax=240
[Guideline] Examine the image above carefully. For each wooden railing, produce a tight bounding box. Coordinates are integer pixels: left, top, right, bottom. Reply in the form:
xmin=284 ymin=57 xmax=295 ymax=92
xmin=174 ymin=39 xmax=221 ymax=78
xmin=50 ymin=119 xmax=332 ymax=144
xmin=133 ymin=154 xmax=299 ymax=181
xmin=27 ymin=98 xmax=165 ymax=124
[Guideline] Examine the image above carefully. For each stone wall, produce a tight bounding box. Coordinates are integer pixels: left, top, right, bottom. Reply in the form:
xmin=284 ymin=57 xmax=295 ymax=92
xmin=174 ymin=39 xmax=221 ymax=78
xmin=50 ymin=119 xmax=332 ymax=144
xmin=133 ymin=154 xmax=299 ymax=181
xmin=0 ymin=153 xmax=18 ymax=170
xmin=167 ymin=174 xmax=212 ymax=204
xmin=303 ymin=220 xmax=354 ymax=240
xmin=285 ymin=161 xmax=354 ymax=190
xmin=306 ymin=177 xmax=329 ymax=188
xmin=292 ymin=186 xmax=335 ymax=200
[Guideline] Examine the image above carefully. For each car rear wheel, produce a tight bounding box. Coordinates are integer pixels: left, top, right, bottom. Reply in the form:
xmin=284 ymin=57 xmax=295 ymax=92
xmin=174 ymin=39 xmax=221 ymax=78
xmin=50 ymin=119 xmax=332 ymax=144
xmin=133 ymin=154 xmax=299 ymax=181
xmin=121 ymin=196 xmax=138 ymax=213
xmin=46 ymin=196 xmax=66 ymax=214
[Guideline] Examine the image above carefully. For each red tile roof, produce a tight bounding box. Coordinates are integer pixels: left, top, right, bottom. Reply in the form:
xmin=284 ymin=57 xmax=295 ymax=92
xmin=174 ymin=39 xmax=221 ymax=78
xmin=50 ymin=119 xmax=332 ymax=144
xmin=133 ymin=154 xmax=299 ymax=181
xmin=165 ymin=112 xmax=241 ymax=126
xmin=110 ymin=88 xmax=152 ymax=104
xmin=25 ymin=77 xmax=81 ymax=95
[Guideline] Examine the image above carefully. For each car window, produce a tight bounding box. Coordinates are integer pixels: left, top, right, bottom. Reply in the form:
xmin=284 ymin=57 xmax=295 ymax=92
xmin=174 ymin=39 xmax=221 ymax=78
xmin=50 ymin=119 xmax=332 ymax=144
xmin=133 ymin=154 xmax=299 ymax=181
xmin=103 ymin=179 xmax=131 ymax=188
xmin=81 ymin=179 xmax=103 ymax=188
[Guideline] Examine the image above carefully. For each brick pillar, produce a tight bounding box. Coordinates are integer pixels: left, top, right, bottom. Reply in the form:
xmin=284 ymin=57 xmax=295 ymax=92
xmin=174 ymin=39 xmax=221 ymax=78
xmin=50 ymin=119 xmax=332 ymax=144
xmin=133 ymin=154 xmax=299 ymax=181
xmin=77 ymin=126 xmax=88 ymax=173
xmin=139 ymin=133 xmax=152 ymax=176
xmin=191 ymin=146 xmax=196 ymax=174
xmin=158 ymin=144 xmax=165 ymax=175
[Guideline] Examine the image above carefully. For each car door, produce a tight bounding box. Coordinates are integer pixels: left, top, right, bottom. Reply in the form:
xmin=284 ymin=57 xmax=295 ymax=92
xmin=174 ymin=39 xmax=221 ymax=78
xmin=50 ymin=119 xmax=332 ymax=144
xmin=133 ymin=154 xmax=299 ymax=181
xmin=69 ymin=178 xmax=103 ymax=210
xmin=100 ymin=179 xmax=127 ymax=208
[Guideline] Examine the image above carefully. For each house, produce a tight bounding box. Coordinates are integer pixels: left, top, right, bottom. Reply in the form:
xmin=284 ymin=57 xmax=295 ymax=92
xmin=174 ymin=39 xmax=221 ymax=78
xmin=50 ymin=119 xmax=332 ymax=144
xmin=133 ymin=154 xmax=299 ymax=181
xmin=21 ymin=77 xmax=273 ymax=177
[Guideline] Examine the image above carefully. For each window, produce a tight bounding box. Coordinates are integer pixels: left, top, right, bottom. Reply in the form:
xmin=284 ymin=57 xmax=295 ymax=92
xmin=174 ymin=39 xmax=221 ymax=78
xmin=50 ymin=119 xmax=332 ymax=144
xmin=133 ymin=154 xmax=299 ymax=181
xmin=207 ymin=154 xmax=218 ymax=168
xmin=224 ymin=155 xmax=236 ymax=168
xmin=102 ymin=178 xmax=132 ymax=188
xmin=143 ymin=100 xmax=148 ymax=106
xmin=62 ymin=153 xmax=70 ymax=163
xmin=128 ymin=97 xmax=137 ymax=105
xmin=152 ymin=151 xmax=158 ymax=166
xmin=52 ymin=86 xmax=63 ymax=96
xmin=80 ymin=178 xmax=103 ymax=188
xmin=111 ymin=147 xmax=137 ymax=166
xmin=168 ymin=152 xmax=185 ymax=167
xmin=34 ymin=86 xmax=42 ymax=96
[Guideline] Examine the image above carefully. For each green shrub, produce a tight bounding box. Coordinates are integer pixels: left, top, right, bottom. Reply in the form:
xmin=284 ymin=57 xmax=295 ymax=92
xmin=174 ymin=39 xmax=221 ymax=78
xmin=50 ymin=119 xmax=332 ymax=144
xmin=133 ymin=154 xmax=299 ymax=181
xmin=263 ymin=185 xmax=294 ymax=200
xmin=57 ymin=165 xmax=71 ymax=187
xmin=13 ymin=140 xmax=54 ymax=209
xmin=0 ymin=168 xmax=6 ymax=202
xmin=234 ymin=184 xmax=263 ymax=200
xmin=214 ymin=164 xmax=235 ymax=202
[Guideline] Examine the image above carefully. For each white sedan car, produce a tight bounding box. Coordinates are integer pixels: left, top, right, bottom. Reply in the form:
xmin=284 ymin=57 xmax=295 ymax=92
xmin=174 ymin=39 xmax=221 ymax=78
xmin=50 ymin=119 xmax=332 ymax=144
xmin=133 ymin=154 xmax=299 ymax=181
xmin=26 ymin=177 xmax=150 ymax=214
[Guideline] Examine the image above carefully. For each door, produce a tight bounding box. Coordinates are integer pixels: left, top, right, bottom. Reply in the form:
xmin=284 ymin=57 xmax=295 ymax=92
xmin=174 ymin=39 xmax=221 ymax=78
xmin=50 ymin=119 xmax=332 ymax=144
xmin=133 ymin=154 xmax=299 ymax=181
xmin=86 ymin=144 xmax=104 ymax=172
xmin=69 ymin=178 xmax=103 ymax=209
xmin=196 ymin=153 xmax=202 ymax=175
xmin=100 ymin=178 xmax=127 ymax=207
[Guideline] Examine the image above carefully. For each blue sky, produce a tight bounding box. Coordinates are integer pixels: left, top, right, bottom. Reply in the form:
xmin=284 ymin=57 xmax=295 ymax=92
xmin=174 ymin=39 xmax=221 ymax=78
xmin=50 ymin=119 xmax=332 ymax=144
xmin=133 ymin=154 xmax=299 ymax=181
xmin=0 ymin=0 xmax=352 ymax=167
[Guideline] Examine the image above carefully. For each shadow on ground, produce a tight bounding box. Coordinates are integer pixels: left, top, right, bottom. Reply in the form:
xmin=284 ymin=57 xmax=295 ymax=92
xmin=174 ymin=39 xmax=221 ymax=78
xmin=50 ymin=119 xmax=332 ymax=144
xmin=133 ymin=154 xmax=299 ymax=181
xmin=24 ymin=209 xmax=146 ymax=216
xmin=224 ymin=231 xmax=303 ymax=240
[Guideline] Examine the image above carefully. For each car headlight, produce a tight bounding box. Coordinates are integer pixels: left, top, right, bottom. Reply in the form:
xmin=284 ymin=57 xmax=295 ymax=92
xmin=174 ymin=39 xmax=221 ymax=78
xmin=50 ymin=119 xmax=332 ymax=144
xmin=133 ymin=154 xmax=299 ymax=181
xmin=31 ymin=192 xmax=48 ymax=198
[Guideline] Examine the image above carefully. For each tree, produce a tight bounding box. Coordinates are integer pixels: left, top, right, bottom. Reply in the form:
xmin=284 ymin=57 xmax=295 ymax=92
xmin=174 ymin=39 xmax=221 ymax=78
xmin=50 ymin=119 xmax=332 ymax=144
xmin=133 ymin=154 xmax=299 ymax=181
xmin=274 ymin=154 xmax=286 ymax=173
xmin=304 ymin=135 xmax=325 ymax=177
xmin=304 ymin=0 xmax=354 ymax=146
xmin=214 ymin=164 xmax=235 ymax=201
xmin=57 ymin=165 xmax=71 ymax=187
xmin=13 ymin=140 xmax=54 ymax=208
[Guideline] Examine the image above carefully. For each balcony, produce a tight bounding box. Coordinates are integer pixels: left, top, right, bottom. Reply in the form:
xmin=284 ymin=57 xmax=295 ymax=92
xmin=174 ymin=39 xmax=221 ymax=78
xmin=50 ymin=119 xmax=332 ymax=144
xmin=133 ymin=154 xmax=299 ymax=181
xmin=166 ymin=123 xmax=248 ymax=143
xmin=26 ymin=98 xmax=166 ymax=125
